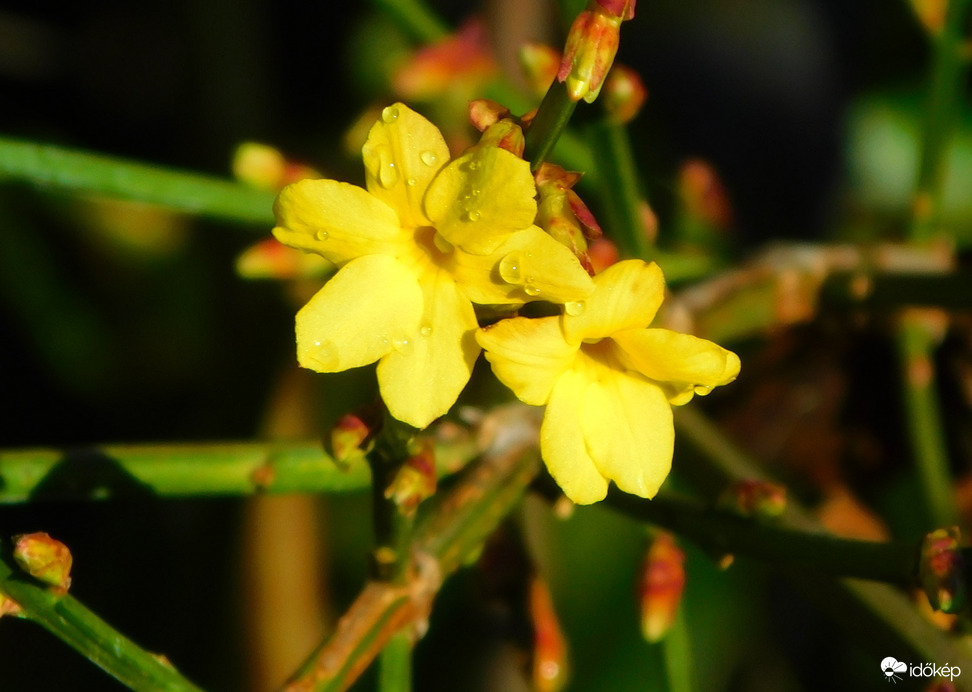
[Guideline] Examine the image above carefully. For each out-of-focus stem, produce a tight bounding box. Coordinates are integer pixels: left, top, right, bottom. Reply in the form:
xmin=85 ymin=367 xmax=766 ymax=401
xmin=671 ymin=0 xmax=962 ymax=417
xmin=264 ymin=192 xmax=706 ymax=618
xmin=525 ymin=80 xmax=578 ymax=172
xmin=369 ymin=0 xmax=449 ymax=42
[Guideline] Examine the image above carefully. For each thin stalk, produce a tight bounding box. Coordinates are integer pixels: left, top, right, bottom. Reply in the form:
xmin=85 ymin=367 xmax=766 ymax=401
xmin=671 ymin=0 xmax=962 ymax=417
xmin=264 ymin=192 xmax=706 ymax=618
xmin=0 ymin=554 xmax=204 ymax=691
xmin=369 ymin=0 xmax=449 ymax=42
xmin=524 ymin=80 xmax=579 ymax=172
xmin=283 ymin=435 xmax=541 ymax=691
xmin=662 ymin=608 xmax=693 ymax=692
xmin=672 ymin=405 xmax=972 ymax=674
xmin=0 ymin=137 xmax=274 ymax=226
xmin=587 ymin=121 xmax=653 ymax=260
xmin=378 ymin=633 xmax=413 ymax=692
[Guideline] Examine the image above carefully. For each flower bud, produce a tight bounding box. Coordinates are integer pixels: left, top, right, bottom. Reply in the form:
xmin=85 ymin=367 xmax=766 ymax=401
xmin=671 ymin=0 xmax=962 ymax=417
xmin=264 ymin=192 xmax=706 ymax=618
xmin=0 ymin=592 xmax=22 ymax=619
xmin=331 ymin=407 xmax=380 ymax=469
xmin=519 ymin=43 xmax=562 ymax=98
xmin=233 ymin=142 xmax=320 ymax=191
xmin=601 ymin=64 xmax=647 ymax=124
xmin=384 ymin=439 xmax=437 ymax=516
xmin=638 ymin=532 xmax=685 ymax=642
xmin=235 ymin=237 xmax=333 ymax=280
xmin=558 ymin=0 xmax=636 ymax=103
xmin=530 ymin=574 xmax=569 ymax=692
xmin=393 ymin=18 xmax=497 ymax=101
xmin=13 ymin=532 xmax=73 ymax=593
xmin=920 ymin=527 xmax=965 ymax=613
xmin=718 ymin=480 xmax=787 ymax=518
xmin=535 ymin=163 xmax=602 ymax=273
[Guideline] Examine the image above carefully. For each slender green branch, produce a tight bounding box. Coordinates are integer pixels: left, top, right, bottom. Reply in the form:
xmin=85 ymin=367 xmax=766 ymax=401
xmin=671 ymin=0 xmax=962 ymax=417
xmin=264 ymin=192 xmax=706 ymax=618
xmin=378 ymin=633 xmax=413 ymax=692
xmin=524 ymin=81 xmax=579 ymax=172
xmin=671 ymin=406 xmax=972 ymax=674
xmin=662 ymin=608 xmax=693 ymax=692
xmin=369 ymin=0 xmax=449 ymax=43
xmin=0 ymin=137 xmax=274 ymax=226
xmin=896 ymin=317 xmax=959 ymax=528
xmin=0 ymin=553 xmax=204 ymax=691
xmin=587 ymin=121 xmax=653 ymax=260
xmin=283 ymin=424 xmax=541 ymax=691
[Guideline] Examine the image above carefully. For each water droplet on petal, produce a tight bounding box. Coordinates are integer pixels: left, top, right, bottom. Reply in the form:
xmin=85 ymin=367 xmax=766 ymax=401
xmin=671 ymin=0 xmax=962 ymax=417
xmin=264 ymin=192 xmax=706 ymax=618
xmin=467 ymin=159 xmax=481 ymax=171
xmin=470 ymin=188 xmax=480 ymax=197
xmin=381 ymin=105 xmax=400 ymax=123
xmin=377 ymin=147 xmax=399 ymax=188
xmin=565 ymin=300 xmax=586 ymax=316
xmin=524 ymin=282 xmax=541 ymax=296
xmin=694 ymin=384 xmax=713 ymax=396
xmin=464 ymin=210 xmax=481 ymax=222
xmin=406 ymin=178 xmax=416 ymax=186
xmin=499 ymin=253 xmax=524 ymax=284
xmin=392 ymin=337 xmax=414 ymax=354
xmin=420 ymin=325 xmax=433 ymax=337
xmin=310 ymin=340 xmax=338 ymax=369
xmin=420 ymin=150 xmax=438 ymax=167
xmin=315 ymin=230 xmax=329 ymax=241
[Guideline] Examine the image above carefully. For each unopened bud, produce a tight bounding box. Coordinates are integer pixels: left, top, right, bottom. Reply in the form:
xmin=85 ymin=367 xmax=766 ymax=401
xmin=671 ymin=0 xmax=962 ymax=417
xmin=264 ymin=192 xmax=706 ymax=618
xmin=678 ymin=159 xmax=733 ymax=231
xmin=718 ymin=480 xmax=787 ymax=518
xmin=233 ymin=143 xmax=319 ymax=191
xmin=384 ymin=439 xmax=437 ymax=515
xmin=235 ymin=237 xmax=332 ymax=280
xmin=13 ymin=533 xmax=72 ymax=593
xmin=0 ymin=592 xmax=22 ymax=619
xmin=477 ymin=119 xmax=526 ymax=158
xmin=331 ymin=407 xmax=380 ymax=469
xmin=639 ymin=532 xmax=685 ymax=642
xmin=558 ymin=0 xmax=636 ymax=103
xmin=530 ymin=574 xmax=569 ymax=692
xmin=519 ymin=43 xmax=562 ymax=97
xmin=393 ymin=18 xmax=497 ymax=100
xmin=601 ymin=64 xmax=647 ymax=124
xmin=535 ymin=163 xmax=601 ymax=272
xmin=920 ymin=527 xmax=965 ymax=613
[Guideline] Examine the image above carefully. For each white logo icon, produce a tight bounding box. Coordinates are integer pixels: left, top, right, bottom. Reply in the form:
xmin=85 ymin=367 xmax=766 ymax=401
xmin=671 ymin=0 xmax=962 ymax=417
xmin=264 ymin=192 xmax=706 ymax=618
xmin=881 ymin=657 xmax=907 ymax=683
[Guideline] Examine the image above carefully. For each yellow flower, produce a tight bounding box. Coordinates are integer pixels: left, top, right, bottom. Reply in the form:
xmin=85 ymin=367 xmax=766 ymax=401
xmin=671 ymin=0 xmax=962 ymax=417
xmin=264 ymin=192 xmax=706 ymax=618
xmin=476 ymin=260 xmax=740 ymax=504
xmin=273 ymin=103 xmax=594 ymax=429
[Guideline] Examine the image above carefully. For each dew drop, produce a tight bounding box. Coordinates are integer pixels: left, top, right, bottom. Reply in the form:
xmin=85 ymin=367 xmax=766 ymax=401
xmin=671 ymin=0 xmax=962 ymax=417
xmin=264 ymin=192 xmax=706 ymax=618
xmin=565 ymin=300 xmax=586 ymax=316
xmin=470 ymin=188 xmax=480 ymax=197
xmin=420 ymin=150 xmax=438 ymax=167
xmin=381 ymin=105 xmax=400 ymax=123
xmin=498 ymin=253 xmax=524 ymax=284
xmin=315 ymin=230 xmax=329 ymax=241
xmin=694 ymin=384 xmax=713 ymax=396
xmin=310 ymin=340 xmax=338 ymax=370
xmin=406 ymin=177 xmax=416 ymax=186
xmin=392 ymin=337 xmax=414 ymax=354
xmin=420 ymin=325 xmax=433 ymax=337
xmin=378 ymin=149 xmax=399 ymax=188
xmin=467 ymin=159 xmax=481 ymax=171
xmin=464 ymin=210 xmax=481 ymax=222
xmin=524 ymin=282 xmax=541 ymax=297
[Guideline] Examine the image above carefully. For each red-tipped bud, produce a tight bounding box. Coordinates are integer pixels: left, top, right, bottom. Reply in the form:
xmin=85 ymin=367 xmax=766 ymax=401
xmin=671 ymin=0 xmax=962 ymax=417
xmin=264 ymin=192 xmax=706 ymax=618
xmin=639 ymin=532 xmax=685 ymax=643
xmin=678 ymin=159 xmax=733 ymax=230
xmin=235 ymin=237 xmax=333 ymax=280
xmin=530 ymin=574 xmax=569 ymax=692
xmin=535 ymin=163 xmax=601 ymax=272
xmin=477 ymin=119 xmax=526 ymax=158
xmin=602 ymin=64 xmax=647 ymax=124
xmin=384 ymin=439 xmax=437 ymax=516
xmin=719 ymin=480 xmax=787 ymax=518
xmin=330 ymin=408 xmax=381 ymax=471
xmin=920 ymin=527 xmax=965 ymax=613
xmin=469 ymin=99 xmax=511 ymax=132
xmin=393 ymin=18 xmax=497 ymax=100
xmin=233 ymin=142 xmax=320 ymax=191
xmin=0 ymin=592 xmax=22 ymax=619
xmin=13 ymin=533 xmax=73 ymax=593
xmin=557 ymin=0 xmax=636 ymax=103
xmin=519 ymin=43 xmax=562 ymax=98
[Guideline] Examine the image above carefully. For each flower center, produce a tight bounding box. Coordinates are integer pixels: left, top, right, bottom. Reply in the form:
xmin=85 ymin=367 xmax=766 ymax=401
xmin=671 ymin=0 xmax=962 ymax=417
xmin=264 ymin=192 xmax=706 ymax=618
xmin=412 ymin=226 xmax=455 ymax=269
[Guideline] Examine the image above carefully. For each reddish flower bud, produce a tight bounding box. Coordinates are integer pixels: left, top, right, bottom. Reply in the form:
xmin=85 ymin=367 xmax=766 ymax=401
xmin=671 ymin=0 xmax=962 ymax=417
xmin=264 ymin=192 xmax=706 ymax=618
xmin=920 ymin=527 xmax=965 ymax=613
xmin=639 ymin=532 xmax=685 ymax=643
xmin=557 ymin=0 xmax=636 ymax=103
xmin=519 ymin=43 xmax=562 ymax=98
xmin=678 ymin=159 xmax=733 ymax=231
xmin=601 ymin=64 xmax=647 ymax=124
xmin=13 ymin=532 xmax=73 ymax=593
xmin=535 ymin=163 xmax=601 ymax=273
xmin=330 ymin=406 xmax=381 ymax=469
xmin=530 ymin=574 xmax=569 ymax=692
xmin=235 ymin=237 xmax=333 ymax=280
xmin=384 ymin=439 xmax=437 ymax=516
xmin=719 ymin=480 xmax=787 ymax=518
xmin=393 ymin=18 xmax=497 ymax=101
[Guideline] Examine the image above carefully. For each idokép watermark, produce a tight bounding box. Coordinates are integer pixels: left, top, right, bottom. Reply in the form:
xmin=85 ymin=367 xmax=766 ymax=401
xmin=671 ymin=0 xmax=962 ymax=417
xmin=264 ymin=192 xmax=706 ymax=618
xmin=881 ymin=656 xmax=961 ymax=683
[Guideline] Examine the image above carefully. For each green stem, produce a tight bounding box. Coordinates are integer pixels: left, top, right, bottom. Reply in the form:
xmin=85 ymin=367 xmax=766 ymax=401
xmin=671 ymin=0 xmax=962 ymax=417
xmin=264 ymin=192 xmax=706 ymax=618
xmin=662 ymin=607 xmax=693 ymax=692
xmin=587 ymin=121 xmax=653 ymax=260
xmin=672 ymin=406 xmax=972 ymax=672
xmin=283 ymin=440 xmax=541 ymax=691
xmin=0 ymin=137 xmax=274 ymax=226
xmin=378 ymin=632 xmax=413 ymax=692
xmin=605 ymin=492 xmax=918 ymax=584
xmin=895 ymin=318 xmax=959 ymax=528
xmin=524 ymin=81 xmax=579 ymax=172
xmin=367 ymin=414 xmax=417 ymax=583
xmin=369 ymin=0 xmax=449 ymax=42
xmin=0 ymin=553 xmax=204 ymax=691
xmin=911 ymin=0 xmax=972 ymax=242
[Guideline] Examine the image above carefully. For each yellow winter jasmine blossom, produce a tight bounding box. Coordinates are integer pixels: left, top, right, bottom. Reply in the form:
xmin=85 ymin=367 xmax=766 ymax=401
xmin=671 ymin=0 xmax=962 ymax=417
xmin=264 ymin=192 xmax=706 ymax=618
xmin=477 ymin=260 xmax=740 ymax=504
xmin=273 ymin=103 xmax=594 ymax=429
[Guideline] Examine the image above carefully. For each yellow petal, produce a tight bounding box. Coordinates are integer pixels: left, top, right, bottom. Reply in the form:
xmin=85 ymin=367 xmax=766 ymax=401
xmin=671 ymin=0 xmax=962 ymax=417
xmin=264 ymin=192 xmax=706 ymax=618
xmin=612 ymin=328 xmax=741 ymax=404
xmin=541 ymin=364 xmax=609 ymax=504
xmin=579 ymin=348 xmax=674 ymax=499
xmin=477 ymin=316 xmax=576 ymax=406
xmin=273 ymin=179 xmax=405 ymax=265
xmin=377 ymin=270 xmax=479 ymax=428
xmin=425 ymin=146 xmax=537 ymax=255
xmin=362 ymin=103 xmax=450 ymax=228
xmin=296 ymin=255 xmax=422 ymax=372
xmin=563 ymin=259 xmax=665 ymax=344
xmin=454 ymin=226 xmax=595 ymax=305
